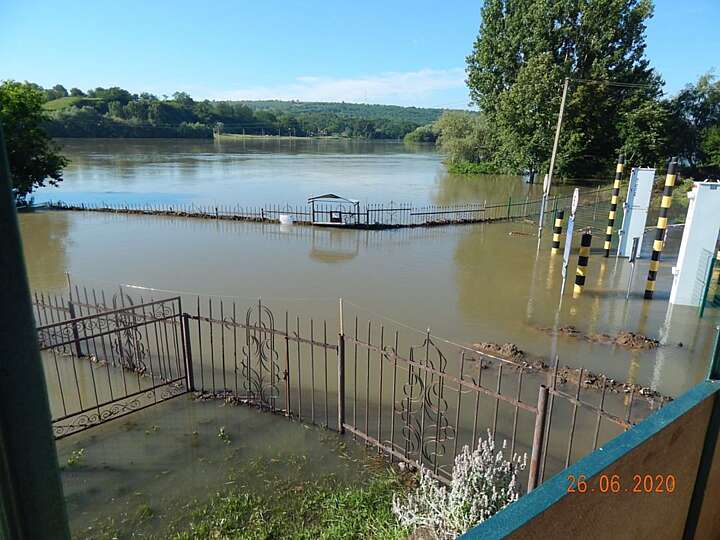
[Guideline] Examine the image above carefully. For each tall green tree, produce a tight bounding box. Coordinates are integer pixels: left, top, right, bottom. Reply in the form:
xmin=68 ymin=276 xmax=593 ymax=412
xmin=435 ymin=111 xmax=493 ymax=166
xmin=466 ymin=0 xmax=661 ymax=177
xmin=701 ymin=125 xmax=720 ymax=170
xmin=0 ymin=81 xmax=68 ymax=203
xmin=666 ymin=72 xmax=720 ymax=169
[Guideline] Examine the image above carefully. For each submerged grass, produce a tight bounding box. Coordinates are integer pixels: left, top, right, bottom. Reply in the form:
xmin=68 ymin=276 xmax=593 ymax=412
xmin=80 ymin=450 xmax=412 ymax=540
xmin=170 ymin=467 xmax=410 ymax=540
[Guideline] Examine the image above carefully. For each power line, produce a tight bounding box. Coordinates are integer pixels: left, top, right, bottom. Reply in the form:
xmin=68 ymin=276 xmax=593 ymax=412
xmin=570 ymin=77 xmax=656 ymax=89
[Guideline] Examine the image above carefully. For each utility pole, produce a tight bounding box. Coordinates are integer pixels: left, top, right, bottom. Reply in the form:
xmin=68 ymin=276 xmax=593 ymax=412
xmin=547 ymin=77 xmax=570 ymax=188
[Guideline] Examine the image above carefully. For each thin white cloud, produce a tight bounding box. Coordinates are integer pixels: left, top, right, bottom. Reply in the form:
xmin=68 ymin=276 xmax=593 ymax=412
xmin=209 ymin=68 xmax=468 ymax=107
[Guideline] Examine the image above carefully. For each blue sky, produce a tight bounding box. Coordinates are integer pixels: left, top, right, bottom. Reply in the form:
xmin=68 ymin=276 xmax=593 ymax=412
xmin=1 ymin=0 xmax=717 ymax=108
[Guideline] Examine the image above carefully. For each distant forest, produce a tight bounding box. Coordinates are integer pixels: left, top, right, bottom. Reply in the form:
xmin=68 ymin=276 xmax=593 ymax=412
xmin=34 ymin=83 xmax=449 ymax=139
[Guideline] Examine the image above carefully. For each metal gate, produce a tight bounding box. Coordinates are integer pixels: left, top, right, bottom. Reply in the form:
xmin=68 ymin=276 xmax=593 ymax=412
xmin=36 ymin=297 xmax=189 ymax=438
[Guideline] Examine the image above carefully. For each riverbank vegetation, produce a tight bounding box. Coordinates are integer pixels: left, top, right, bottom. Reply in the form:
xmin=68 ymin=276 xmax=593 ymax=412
xmin=405 ymin=0 xmax=720 ymax=179
xmin=0 ymin=80 xmax=67 ymax=204
xmin=16 ymin=83 xmax=447 ymax=140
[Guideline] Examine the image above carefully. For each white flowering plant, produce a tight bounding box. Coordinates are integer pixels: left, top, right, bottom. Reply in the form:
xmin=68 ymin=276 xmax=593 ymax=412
xmin=392 ymin=430 xmax=527 ymax=539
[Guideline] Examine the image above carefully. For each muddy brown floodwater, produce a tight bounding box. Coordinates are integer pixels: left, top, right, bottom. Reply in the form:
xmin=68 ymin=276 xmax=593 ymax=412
xmin=18 ymin=138 xmax=720 ymax=536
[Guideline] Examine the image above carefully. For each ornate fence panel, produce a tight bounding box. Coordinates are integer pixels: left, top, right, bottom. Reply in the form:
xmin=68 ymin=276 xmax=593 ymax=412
xmin=341 ymin=321 xmax=542 ymax=486
xmin=30 ymin=282 xmax=667 ymax=490
xmin=337 ymin=315 xmax=668 ymax=491
xmin=36 ymin=297 xmax=188 ymax=438
xmin=184 ymin=298 xmax=340 ymax=429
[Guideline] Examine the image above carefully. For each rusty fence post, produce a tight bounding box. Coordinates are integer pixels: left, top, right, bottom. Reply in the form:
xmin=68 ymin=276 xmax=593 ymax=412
xmin=67 ymin=300 xmax=84 ymax=358
xmin=528 ymin=385 xmax=549 ymax=492
xmin=284 ymin=332 xmax=291 ymax=417
xmin=182 ymin=313 xmax=195 ymax=392
xmin=338 ymin=333 xmax=346 ymax=433
xmin=337 ymin=298 xmax=346 ymax=433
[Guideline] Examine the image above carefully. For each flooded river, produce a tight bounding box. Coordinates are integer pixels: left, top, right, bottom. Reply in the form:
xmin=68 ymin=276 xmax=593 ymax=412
xmin=22 ymin=139 xmax=717 ymax=397
xmin=18 ymin=138 xmax=720 ymax=536
xmin=31 ymin=138 xmax=553 ymax=207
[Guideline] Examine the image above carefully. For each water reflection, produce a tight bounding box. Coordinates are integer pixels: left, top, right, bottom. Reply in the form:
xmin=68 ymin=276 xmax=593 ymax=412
xmin=309 ymin=229 xmax=360 ymax=264
xmin=433 ymin=172 xmax=550 ymax=206
xmin=18 ymin=211 xmax=71 ymax=290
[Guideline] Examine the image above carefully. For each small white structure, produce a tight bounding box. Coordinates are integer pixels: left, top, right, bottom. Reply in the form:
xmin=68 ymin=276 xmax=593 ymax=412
xmin=617 ymin=167 xmax=655 ymax=258
xmin=669 ymin=181 xmax=720 ymax=306
xmin=279 ymin=214 xmax=293 ymax=225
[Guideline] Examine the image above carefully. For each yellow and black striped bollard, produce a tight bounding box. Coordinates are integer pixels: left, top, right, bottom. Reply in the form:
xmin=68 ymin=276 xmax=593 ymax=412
xmin=551 ymin=210 xmax=565 ymax=255
xmin=644 ymin=158 xmax=678 ymax=299
xmin=573 ymin=232 xmax=592 ymax=298
xmin=603 ymin=154 xmax=625 ymax=257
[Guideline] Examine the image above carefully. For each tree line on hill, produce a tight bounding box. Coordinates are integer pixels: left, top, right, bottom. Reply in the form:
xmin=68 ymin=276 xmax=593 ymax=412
xmin=405 ymin=0 xmax=720 ymax=179
xmin=30 ymin=83 xmax=436 ymax=140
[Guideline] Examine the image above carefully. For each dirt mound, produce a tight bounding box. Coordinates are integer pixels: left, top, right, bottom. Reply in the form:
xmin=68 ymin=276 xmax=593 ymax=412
xmin=473 ymin=341 xmax=525 ymax=362
xmin=469 ymin=340 xmax=670 ymax=402
xmin=537 ymin=325 xmax=659 ymax=350
xmin=471 ymin=342 xmax=547 ymax=371
xmin=614 ymin=331 xmax=659 ymax=350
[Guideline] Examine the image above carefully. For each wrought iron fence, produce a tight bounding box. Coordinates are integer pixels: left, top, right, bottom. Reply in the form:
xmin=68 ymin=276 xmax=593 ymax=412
xmin=31 ymin=282 xmax=665 ymax=492
xmin=337 ymin=315 xmax=665 ymax=489
xmin=34 ymin=295 xmax=188 ymax=438
xmin=45 ymin=186 xmax=614 ymax=229
xmin=185 ymin=297 xmax=341 ymax=429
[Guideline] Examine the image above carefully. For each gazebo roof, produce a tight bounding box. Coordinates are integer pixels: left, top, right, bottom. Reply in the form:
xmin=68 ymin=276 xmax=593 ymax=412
xmin=307 ymin=193 xmax=359 ymax=204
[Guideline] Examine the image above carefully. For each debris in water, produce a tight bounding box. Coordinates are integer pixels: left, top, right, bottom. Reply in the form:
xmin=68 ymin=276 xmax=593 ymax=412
xmin=469 ymin=340 xmax=671 ymax=402
xmin=536 ymin=325 xmax=659 ymax=350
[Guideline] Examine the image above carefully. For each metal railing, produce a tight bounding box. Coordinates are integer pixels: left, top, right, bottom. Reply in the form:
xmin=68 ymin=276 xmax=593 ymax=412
xmin=44 ymin=186 xmax=614 ymax=229
xmin=35 ymin=295 xmax=187 ymax=438
xmin=31 ymin=279 xmax=665 ymax=493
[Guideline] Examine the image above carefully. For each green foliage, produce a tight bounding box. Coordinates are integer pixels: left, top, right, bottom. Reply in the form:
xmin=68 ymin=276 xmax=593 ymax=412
xmin=403 ymin=124 xmax=438 ymax=143
xmin=217 ymin=426 xmax=231 ymax=444
xmin=45 ymin=84 xmax=69 ymax=101
xmin=435 ymin=111 xmax=493 ymax=166
xmin=0 ymin=80 xmax=68 ymax=203
xmin=169 ymin=468 xmax=409 ymax=539
xmin=445 ymin=160 xmax=498 ymax=175
xmin=34 ymin=83 xmax=448 ymax=140
xmin=619 ymin=99 xmax=670 ymax=168
xmin=666 ymin=72 xmax=720 ymax=172
xmin=492 ymin=53 xmax=561 ymax=174
xmin=66 ymin=448 xmax=85 ymax=467
xmin=43 ymin=96 xmax=99 ymax=111
xmin=701 ymin=125 xmax=720 ymax=169
xmin=466 ymin=0 xmax=661 ymax=177
xmin=239 ymin=100 xmax=446 ymax=125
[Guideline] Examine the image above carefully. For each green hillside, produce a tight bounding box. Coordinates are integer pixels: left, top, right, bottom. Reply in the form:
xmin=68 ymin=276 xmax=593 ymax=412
xmin=238 ymin=100 xmax=451 ymax=125
xmin=43 ymin=96 xmax=100 ymax=111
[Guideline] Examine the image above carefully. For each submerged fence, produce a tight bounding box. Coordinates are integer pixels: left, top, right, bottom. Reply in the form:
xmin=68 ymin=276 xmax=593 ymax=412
xmin=33 ymin=292 xmax=187 ymax=438
xmin=32 ymin=280 xmax=665 ymax=491
xmin=45 ymin=186 xmax=613 ymax=229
